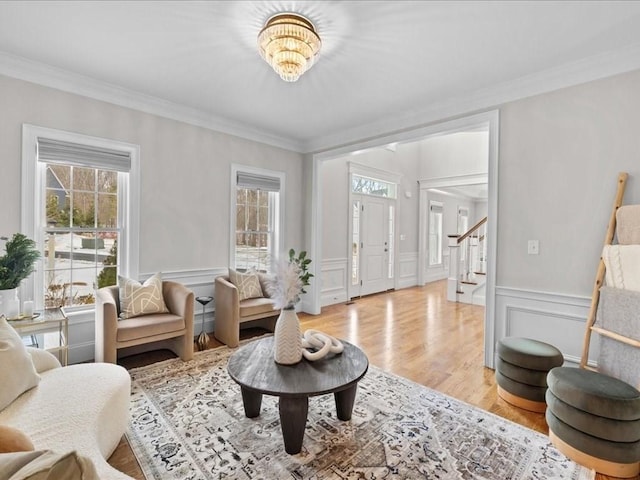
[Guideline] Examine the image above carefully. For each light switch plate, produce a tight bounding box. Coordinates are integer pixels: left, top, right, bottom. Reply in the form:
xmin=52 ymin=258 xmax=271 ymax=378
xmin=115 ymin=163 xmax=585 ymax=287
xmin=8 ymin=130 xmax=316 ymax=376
xmin=528 ymin=240 xmax=539 ymax=255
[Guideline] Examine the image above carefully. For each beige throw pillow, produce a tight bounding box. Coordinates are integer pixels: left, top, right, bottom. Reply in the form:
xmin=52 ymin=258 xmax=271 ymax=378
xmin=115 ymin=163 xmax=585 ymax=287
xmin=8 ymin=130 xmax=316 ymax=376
xmin=0 ymin=450 xmax=98 ymax=480
xmin=0 ymin=316 xmax=41 ymax=411
xmin=118 ymin=272 xmax=169 ymax=319
xmin=229 ymin=269 xmax=263 ymax=301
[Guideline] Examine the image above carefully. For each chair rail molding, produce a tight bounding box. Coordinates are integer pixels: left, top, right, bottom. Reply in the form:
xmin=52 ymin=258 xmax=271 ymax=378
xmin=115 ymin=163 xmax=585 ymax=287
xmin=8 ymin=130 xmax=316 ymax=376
xmin=495 ymin=286 xmax=595 ymax=367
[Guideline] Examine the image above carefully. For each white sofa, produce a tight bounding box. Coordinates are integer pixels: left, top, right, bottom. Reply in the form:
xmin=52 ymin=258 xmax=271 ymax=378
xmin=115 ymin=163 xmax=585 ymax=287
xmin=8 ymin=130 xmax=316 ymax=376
xmin=0 ymin=348 xmax=133 ymax=479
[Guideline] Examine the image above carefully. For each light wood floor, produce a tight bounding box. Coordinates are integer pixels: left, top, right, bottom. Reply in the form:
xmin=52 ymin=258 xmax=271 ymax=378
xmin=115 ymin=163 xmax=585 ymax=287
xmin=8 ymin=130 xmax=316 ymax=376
xmin=108 ymin=280 xmax=614 ymax=480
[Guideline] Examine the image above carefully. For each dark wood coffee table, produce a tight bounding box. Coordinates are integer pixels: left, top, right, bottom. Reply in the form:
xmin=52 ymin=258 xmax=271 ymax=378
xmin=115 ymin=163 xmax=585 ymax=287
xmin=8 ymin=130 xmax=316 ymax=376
xmin=227 ymin=336 xmax=369 ymax=454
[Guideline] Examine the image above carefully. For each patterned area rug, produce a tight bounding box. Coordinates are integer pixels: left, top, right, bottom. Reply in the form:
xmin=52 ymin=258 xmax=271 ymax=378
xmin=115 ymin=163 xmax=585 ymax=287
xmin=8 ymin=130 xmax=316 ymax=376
xmin=127 ymin=343 xmax=593 ymax=480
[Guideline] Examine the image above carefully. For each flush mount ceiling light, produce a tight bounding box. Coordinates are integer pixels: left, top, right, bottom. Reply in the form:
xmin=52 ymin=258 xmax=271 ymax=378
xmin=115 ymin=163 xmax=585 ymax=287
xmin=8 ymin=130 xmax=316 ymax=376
xmin=257 ymin=13 xmax=321 ymax=82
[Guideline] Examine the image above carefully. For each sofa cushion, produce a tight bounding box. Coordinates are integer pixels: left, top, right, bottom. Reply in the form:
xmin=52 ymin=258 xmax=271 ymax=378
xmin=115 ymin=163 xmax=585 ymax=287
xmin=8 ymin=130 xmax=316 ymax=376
xmin=0 ymin=450 xmax=98 ymax=480
xmin=118 ymin=273 xmax=168 ymax=319
xmin=0 ymin=426 xmax=34 ymax=453
xmin=115 ymin=313 xmax=184 ymax=342
xmin=229 ymin=269 xmax=263 ymax=301
xmin=0 ymin=317 xmax=40 ymax=411
xmin=239 ymin=297 xmax=276 ymax=318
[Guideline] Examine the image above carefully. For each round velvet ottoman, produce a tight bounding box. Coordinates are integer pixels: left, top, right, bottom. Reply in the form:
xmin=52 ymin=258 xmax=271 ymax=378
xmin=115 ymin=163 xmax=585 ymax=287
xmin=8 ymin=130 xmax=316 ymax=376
xmin=495 ymin=337 xmax=563 ymax=413
xmin=546 ymin=367 xmax=640 ymax=478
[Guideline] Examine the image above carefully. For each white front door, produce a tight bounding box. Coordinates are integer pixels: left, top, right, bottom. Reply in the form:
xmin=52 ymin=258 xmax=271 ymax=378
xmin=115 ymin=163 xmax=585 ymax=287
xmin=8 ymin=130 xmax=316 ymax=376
xmin=359 ymin=195 xmax=394 ymax=296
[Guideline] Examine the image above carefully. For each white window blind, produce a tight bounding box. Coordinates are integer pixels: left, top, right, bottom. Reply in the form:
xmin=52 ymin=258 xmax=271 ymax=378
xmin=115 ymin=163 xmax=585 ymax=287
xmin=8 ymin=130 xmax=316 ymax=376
xmin=236 ymin=171 xmax=281 ymax=192
xmin=37 ymin=138 xmax=131 ymax=172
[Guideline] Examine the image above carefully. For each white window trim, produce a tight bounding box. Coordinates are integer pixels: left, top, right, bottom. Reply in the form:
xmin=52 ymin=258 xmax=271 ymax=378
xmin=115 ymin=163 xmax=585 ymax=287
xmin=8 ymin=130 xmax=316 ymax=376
xmin=21 ymin=124 xmax=140 ymax=310
xmin=230 ymin=164 xmax=285 ymax=271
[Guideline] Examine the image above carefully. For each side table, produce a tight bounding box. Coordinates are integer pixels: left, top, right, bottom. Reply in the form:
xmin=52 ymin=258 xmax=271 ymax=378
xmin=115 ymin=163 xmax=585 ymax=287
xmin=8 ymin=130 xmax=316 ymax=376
xmin=9 ymin=307 xmax=69 ymax=366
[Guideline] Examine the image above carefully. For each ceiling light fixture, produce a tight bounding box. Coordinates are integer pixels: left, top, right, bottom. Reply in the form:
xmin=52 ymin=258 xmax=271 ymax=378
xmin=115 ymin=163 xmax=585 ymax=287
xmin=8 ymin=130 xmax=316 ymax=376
xmin=257 ymin=13 xmax=321 ymax=82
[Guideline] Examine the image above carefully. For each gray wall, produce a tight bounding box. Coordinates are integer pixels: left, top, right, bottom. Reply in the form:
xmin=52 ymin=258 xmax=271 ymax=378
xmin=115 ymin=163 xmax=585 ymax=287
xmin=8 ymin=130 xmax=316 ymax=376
xmin=0 ymin=74 xmax=305 ymax=275
xmin=498 ymin=68 xmax=640 ymax=296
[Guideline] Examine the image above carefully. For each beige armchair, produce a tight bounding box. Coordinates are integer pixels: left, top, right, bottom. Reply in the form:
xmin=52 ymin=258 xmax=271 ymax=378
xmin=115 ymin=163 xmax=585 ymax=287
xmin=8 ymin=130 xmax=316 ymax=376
xmin=95 ymin=281 xmax=194 ymax=363
xmin=214 ymin=276 xmax=278 ymax=347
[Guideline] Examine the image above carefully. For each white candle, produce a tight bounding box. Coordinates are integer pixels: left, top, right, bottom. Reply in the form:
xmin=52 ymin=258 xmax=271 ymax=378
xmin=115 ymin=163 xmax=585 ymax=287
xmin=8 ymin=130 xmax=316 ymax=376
xmin=6 ymin=299 xmax=20 ymax=319
xmin=23 ymin=300 xmax=34 ymax=317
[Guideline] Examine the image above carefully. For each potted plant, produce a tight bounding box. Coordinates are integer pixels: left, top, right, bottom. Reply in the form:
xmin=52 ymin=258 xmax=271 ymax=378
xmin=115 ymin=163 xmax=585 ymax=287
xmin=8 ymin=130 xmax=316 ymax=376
xmin=0 ymin=233 xmax=40 ymax=315
xmin=269 ymin=249 xmax=313 ymax=365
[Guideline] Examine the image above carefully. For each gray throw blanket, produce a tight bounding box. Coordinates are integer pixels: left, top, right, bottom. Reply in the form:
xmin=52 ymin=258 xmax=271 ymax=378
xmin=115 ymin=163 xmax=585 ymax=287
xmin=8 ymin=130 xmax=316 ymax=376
xmin=596 ymin=286 xmax=640 ymax=389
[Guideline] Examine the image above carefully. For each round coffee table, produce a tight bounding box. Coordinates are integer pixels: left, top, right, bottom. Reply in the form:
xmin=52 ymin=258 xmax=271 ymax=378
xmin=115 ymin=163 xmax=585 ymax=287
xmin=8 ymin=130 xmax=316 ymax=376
xmin=227 ymin=336 xmax=369 ymax=454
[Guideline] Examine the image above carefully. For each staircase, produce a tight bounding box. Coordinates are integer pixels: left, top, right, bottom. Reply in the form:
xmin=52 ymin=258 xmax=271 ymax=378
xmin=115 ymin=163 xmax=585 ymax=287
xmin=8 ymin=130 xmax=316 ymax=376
xmin=447 ymin=217 xmax=487 ymax=306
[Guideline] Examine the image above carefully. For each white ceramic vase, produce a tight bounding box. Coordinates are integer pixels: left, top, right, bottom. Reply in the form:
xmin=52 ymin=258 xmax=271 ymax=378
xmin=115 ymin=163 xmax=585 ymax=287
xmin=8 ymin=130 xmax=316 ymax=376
xmin=0 ymin=288 xmax=18 ymax=317
xmin=273 ymin=307 xmax=302 ymax=365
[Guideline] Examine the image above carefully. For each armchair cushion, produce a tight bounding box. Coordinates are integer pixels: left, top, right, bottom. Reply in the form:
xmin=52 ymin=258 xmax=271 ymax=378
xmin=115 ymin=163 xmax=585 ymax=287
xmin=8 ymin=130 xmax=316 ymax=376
xmin=0 ymin=317 xmax=40 ymax=411
xmin=115 ymin=313 xmax=184 ymax=342
xmin=229 ymin=269 xmax=263 ymax=301
xmin=118 ymin=272 xmax=169 ymax=319
xmin=239 ymin=297 xmax=277 ymax=318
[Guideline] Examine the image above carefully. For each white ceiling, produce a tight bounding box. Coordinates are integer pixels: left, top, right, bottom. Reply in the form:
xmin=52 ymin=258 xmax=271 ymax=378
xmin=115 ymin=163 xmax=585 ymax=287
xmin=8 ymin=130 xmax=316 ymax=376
xmin=1 ymin=1 xmax=640 ymax=153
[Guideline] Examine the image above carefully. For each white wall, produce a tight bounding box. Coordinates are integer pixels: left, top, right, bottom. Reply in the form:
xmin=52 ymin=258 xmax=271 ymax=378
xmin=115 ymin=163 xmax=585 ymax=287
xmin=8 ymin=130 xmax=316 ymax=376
xmin=0 ymin=75 xmax=305 ymax=269
xmin=495 ymin=68 xmax=640 ymax=365
xmin=0 ymin=74 xmax=305 ymax=362
xmin=498 ymin=69 xmax=640 ymax=295
xmin=418 ymin=131 xmax=488 ymax=179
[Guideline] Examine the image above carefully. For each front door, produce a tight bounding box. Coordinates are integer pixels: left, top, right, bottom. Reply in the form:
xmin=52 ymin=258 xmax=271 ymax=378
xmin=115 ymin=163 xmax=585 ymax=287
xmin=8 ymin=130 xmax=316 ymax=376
xmin=358 ymin=195 xmax=394 ymax=296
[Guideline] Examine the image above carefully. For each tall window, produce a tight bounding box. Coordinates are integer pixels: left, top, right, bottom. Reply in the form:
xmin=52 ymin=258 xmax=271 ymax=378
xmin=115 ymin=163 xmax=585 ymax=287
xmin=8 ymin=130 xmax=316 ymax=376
xmin=428 ymin=201 xmax=443 ymax=266
xmin=232 ymin=167 xmax=284 ymax=272
xmin=22 ymin=126 xmax=139 ymax=311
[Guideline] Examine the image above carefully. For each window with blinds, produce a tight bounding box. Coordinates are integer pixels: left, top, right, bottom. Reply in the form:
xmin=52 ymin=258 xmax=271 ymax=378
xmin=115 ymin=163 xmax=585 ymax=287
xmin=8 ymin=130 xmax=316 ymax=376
xmin=233 ymin=168 xmax=284 ymax=273
xmin=38 ymin=137 xmax=130 ymax=308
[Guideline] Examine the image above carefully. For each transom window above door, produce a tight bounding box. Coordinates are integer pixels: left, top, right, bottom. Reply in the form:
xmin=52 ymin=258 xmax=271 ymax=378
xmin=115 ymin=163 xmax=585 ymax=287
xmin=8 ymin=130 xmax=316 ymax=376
xmin=351 ymin=174 xmax=397 ymax=198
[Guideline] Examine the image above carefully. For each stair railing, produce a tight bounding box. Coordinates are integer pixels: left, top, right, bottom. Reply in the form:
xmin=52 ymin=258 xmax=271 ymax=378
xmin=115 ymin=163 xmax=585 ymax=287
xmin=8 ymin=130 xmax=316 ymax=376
xmin=447 ymin=216 xmax=488 ymax=302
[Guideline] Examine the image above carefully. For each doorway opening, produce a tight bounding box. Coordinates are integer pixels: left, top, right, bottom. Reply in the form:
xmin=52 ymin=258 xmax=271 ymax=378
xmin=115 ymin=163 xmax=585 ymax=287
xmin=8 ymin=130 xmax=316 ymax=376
xmin=310 ymin=110 xmax=499 ymax=368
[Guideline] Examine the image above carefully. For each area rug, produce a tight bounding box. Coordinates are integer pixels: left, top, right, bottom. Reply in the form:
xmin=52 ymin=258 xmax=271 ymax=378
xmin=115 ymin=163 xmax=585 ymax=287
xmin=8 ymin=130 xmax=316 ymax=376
xmin=127 ymin=343 xmax=593 ymax=480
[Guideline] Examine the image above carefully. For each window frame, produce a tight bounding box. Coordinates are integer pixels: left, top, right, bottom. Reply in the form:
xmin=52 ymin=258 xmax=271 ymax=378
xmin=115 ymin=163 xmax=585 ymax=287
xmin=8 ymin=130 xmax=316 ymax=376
xmin=230 ymin=164 xmax=285 ymax=273
xmin=428 ymin=200 xmax=444 ymax=267
xmin=21 ymin=124 xmax=140 ymax=312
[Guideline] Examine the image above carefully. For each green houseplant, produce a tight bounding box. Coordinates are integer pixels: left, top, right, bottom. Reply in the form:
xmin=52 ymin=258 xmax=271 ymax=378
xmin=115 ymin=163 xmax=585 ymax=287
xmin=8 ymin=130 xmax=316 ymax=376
xmin=0 ymin=233 xmax=40 ymax=290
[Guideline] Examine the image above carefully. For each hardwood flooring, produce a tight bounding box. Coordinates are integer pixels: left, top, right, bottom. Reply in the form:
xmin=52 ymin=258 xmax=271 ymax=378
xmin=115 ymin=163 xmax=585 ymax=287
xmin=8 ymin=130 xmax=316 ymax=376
xmin=108 ymin=280 xmax=614 ymax=480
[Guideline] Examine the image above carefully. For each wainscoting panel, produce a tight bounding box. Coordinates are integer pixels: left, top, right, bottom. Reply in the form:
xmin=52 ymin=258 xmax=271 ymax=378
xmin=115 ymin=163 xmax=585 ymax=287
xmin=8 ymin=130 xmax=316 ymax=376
xmin=320 ymin=258 xmax=348 ymax=307
xmin=494 ymin=287 xmax=596 ymax=367
xmin=63 ymin=268 xmax=226 ymax=364
xmin=398 ymin=252 xmax=419 ymax=289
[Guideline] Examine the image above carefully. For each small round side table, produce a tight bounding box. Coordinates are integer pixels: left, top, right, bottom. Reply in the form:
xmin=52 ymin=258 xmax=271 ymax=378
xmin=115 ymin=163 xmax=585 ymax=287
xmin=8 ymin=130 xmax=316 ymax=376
xmin=195 ymin=296 xmax=213 ymax=351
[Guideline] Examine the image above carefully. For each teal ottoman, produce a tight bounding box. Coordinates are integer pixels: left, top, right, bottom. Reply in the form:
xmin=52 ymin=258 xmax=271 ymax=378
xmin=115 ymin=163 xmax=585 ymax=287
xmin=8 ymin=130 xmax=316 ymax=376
xmin=496 ymin=337 xmax=563 ymax=412
xmin=546 ymin=367 xmax=640 ymax=478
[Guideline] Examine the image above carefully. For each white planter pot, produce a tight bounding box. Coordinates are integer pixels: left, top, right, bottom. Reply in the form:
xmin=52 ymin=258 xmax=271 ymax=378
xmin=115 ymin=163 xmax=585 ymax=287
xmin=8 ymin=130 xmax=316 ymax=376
xmin=0 ymin=288 xmax=19 ymax=317
xmin=273 ymin=308 xmax=302 ymax=365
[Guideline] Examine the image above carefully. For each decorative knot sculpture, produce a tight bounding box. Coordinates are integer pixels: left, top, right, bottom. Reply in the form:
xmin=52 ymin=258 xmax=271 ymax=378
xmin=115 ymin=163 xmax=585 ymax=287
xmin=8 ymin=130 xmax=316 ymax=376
xmin=301 ymin=329 xmax=344 ymax=361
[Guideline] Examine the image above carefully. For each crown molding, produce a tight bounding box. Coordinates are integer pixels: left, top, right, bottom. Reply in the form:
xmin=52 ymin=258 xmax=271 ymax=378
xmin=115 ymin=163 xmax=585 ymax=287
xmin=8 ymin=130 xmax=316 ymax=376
xmin=303 ymin=43 xmax=640 ymax=153
xmin=3 ymin=42 xmax=640 ymax=156
xmin=0 ymin=51 xmax=304 ymax=153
